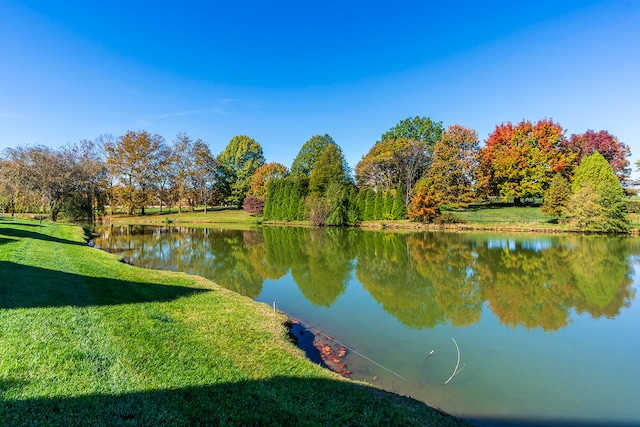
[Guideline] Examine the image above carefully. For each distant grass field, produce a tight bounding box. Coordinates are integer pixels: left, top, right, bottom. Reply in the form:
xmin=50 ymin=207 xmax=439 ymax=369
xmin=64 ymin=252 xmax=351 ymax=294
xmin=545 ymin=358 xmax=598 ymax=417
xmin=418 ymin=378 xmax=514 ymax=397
xmin=0 ymin=218 xmax=467 ymax=426
xmin=445 ymin=205 xmax=557 ymax=226
xmin=108 ymin=207 xmax=260 ymax=226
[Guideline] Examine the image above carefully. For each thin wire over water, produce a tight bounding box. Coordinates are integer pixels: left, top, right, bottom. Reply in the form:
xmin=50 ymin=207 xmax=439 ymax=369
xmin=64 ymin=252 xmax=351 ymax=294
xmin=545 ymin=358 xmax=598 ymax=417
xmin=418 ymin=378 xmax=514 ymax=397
xmin=287 ymin=314 xmax=409 ymax=382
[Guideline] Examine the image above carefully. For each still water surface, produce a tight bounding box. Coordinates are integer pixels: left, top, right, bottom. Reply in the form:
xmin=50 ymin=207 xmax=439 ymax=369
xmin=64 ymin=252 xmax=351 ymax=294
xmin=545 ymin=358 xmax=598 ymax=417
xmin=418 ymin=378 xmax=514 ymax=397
xmin=94 ymin=225 xmax=640 ymax=426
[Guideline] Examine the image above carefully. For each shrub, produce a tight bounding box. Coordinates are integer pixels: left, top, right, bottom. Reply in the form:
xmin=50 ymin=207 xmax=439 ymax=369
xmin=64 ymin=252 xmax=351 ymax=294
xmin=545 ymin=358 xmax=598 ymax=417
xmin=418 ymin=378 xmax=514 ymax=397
xmin=242 ymin=195 xmax=264 ymax=215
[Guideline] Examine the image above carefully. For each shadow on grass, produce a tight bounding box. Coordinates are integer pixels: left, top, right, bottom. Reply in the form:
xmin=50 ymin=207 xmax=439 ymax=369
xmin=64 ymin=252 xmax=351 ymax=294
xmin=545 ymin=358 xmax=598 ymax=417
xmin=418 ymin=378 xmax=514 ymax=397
xmin=0 ymin=261 xmax=208 ymax=310
xmin=0 ymin=376 xmax=468 ymax=427
xmin=0 ymin=226 xmax=84 ymax=246
xmin=1 ymin=376 xmax=633 ymax=427
xmin=0 ymin=236 xmax=17 ymax=246
xmin=0 ymin=218 xmax=44 ymax=227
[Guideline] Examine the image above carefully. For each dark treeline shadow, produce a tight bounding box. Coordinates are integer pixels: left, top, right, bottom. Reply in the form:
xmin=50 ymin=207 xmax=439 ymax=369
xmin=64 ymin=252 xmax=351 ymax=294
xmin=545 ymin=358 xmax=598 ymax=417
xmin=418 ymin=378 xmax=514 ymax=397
xmin=0 ymin=218 xmax=45 ymax=227
xmin=1 ymin=376 xmax=633 ymax=427
xmin=0 ymin=376 xmax=465 ymax=427
xmin=0 ymin=236 xmax=17 ymax=246
xmin=0 ymin=261 xmax=208 ymax=310
xmin=0 ymin=226 xmax=84 ymax=246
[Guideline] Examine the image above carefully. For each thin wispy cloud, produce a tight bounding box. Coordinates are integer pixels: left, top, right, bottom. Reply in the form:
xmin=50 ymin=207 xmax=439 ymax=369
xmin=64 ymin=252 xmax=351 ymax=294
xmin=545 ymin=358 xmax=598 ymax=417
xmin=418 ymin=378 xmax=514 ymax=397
xmin=137 ymin=99 xmax=240 ymax=126
xmin=0 ymin=113 xmax=30 ymax=119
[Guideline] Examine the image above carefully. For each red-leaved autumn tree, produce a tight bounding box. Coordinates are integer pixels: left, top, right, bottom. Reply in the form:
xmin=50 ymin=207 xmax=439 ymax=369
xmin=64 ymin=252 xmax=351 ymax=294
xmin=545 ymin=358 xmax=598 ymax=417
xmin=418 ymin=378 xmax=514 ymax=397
xmin=478 ymin=119 xmax=577 ymax=204
xmin=565 ymin=130 xmax=630 ymax=179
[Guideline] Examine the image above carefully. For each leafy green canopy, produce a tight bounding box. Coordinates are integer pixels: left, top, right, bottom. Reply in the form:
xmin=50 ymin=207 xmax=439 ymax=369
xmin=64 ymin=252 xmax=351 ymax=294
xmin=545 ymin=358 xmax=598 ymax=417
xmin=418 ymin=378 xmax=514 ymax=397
xmin=290 ymin=134 xmax=338 ymax=177
xmin=216 ymin=135 xmax=265 ymax=206
xmin=308 ymin=144 xmax=352 ymax=193
xmin=356 ymin=117 xmax=443 ymax=205
xmin=381 ymin=116 xmax=444 ymax=147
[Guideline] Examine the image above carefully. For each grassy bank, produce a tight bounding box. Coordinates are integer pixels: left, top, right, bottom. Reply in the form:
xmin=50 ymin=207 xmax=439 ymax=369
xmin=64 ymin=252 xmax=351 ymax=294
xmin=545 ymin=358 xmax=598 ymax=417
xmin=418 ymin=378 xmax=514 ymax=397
xmin=0 ymin=218 xmax=466 ymax=426
xmin=106 ymin=205 xmax=640 ymax=233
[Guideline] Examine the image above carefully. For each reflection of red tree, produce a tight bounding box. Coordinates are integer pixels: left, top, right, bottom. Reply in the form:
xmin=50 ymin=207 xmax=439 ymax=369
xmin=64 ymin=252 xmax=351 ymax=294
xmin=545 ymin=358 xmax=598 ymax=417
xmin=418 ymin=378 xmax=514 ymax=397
xmin=407 ymin=235 xmax=482 ymax=327
xmin=477 ymin=248 xmax=573 ymax=331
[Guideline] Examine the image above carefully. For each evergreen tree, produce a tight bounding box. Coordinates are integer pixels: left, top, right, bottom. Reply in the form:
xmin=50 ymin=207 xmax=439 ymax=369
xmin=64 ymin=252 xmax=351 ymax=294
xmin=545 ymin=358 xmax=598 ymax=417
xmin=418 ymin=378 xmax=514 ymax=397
xmin=356 ymin=189 xmax=367 ymax=221
xmin=308 ymin=144 xmax=351 ymax=194
xmin=392 ymin=185 xmax=406 ymax=219
xmin=263 ymin=179 xmax=275 ymax=219
xmin=374 ymin=190 xmax=384 ymax=220
xmin=326 ymin=182 xmax=348 ymax=226
xmin=346 ymin=187 xmax=360 ymax=225
xmin=541 ymin=173 xmax=571 ymax=217
xmin=564 ymin=152 xmax=628 ymax=232
xmin=291 ymin=176 xmax=309 ymax=220
xmin=285 ymin=179 xmax=297 ymax=220
xmin=383 ymin=191 xmax=394 ymax=219
xmin=365 ymin=188 xmax=376 ymax=220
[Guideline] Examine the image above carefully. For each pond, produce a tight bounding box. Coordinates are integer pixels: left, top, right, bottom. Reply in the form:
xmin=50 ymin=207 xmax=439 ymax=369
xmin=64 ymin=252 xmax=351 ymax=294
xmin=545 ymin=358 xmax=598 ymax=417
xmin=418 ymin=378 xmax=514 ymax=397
xmin=93 ymin=225 xmax=640 ymax=426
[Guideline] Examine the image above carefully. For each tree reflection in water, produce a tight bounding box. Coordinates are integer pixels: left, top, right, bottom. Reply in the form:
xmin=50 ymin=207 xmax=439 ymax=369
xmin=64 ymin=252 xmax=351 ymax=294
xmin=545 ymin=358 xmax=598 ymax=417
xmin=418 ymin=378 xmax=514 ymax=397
xmin=96 ymin=226 xmax=635 ymax=332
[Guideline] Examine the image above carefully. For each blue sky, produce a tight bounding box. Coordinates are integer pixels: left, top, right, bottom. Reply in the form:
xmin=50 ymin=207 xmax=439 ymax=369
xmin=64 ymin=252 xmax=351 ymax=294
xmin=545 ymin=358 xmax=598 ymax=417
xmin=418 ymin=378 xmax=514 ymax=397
xmin=1 ymin=1 xmax=639 ymax=176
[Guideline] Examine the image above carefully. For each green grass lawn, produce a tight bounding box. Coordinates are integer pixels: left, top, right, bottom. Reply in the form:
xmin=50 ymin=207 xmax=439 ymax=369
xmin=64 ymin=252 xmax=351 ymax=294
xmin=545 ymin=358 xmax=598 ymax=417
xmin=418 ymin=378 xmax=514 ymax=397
xmin=0 ymin=218 xmax=467 ymax=426
xmin=108 ymin=207 xmax=260 ymax=226
xmin=445 ymin=205 xmax=557 ymax=227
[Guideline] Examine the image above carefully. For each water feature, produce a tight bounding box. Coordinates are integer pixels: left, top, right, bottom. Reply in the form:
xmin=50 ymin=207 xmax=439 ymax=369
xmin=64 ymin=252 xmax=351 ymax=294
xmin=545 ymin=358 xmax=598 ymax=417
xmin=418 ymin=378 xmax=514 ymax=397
xmin=93 ymin=225 xmax=640 ymax=426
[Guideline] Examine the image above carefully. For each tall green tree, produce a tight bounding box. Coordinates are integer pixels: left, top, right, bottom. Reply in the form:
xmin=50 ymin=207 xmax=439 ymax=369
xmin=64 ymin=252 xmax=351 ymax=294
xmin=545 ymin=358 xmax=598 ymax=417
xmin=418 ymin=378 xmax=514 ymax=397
xmin=290 ymin=134 xmax=338 ymax=177
xmin=428 ymin=124 xmax=480 ymax=207
xmin=564 ymin=152 xmax=628 ymax=232
xmin=391 ymin=185 xmax=406 ymax=219
xmin=216 ymin=135 xmax=265 ymax=206
xmin=356 ymin=137 xmax=435 ymax=205
xmin=373 ymin=190 xmax=384 ymax=220
xmin=356 ymin=117 xmax=443 ymax=196
xmin=364 ymin=188 xmax=376 ymax=220
xmin=381 ymin=116 xmax=444 ymax=148
xmin=308 ymin=144 xmax=352 ymax=193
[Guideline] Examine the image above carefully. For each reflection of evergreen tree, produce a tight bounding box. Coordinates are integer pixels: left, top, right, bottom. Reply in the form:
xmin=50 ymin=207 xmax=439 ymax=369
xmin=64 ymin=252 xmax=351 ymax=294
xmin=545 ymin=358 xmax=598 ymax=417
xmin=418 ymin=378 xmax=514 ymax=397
xmin=558 ymin=235 xmax=634 ymax=318
xmin=262 ymin=227 xmax=354 ymax=307
xmin=355 ymin=232 xmax=446 ymax=329
xmin=475 ymin=234 xmax=634 ymax=331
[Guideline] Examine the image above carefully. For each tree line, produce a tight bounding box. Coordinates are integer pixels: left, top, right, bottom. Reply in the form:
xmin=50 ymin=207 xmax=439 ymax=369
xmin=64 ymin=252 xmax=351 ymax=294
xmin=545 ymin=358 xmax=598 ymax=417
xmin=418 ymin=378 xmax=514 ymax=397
xmin=0 ymin=116 xmax=632 ymax=231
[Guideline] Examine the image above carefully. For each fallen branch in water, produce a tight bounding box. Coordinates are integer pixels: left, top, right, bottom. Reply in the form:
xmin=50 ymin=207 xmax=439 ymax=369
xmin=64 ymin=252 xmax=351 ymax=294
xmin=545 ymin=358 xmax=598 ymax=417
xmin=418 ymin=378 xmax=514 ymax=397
xmin=444 ymin=338 xmax=465 ymax=385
